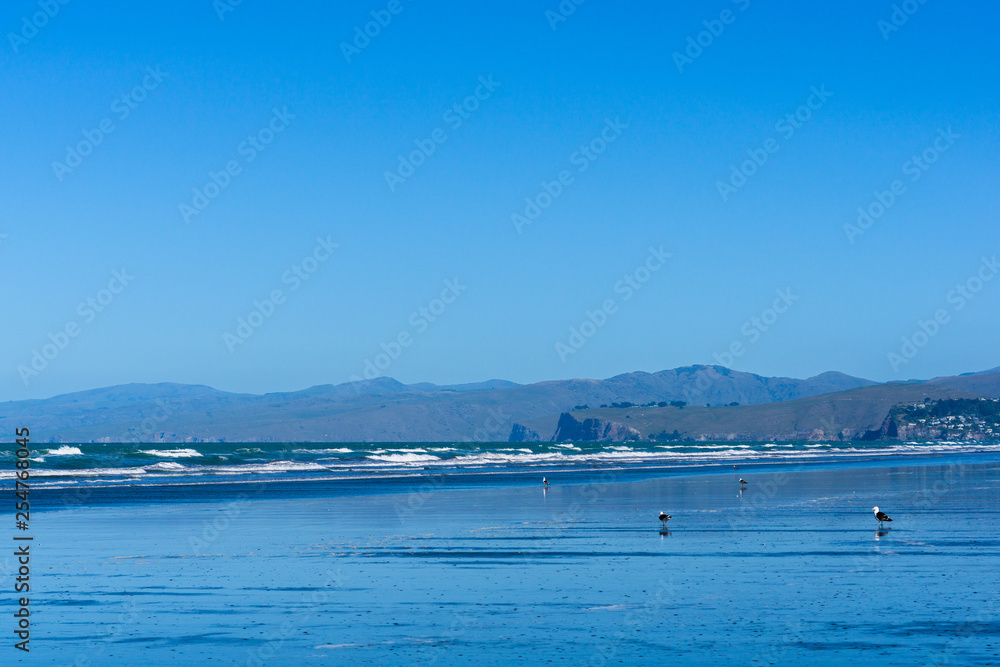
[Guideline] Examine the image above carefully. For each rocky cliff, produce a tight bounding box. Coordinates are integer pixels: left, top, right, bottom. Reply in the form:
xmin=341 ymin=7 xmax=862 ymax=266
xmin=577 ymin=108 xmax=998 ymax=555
xmin=509 ymin=423 xmax=541 ymax=442
xmin=550 ymin=413 xmax=641 ymax=442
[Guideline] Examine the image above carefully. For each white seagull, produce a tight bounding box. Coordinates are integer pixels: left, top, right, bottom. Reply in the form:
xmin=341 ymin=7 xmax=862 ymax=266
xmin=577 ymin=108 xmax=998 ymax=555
xmin=739 ymin=478 xmax=748 ymax=486
xmin=873 ymin=506 xmax=892 ymax=528
xmin=659 ymin=511 xmax=672 ymax=529
xmin=543 ymin=477 xmax=550 ymax=487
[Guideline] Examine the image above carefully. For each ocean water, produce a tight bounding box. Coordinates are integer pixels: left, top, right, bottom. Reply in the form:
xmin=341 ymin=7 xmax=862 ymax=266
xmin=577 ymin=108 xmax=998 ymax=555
xmin=6 ymin=445 xmax=1000 ymax=664
xmin=9 ymin=439 xmax=1000 ymax=498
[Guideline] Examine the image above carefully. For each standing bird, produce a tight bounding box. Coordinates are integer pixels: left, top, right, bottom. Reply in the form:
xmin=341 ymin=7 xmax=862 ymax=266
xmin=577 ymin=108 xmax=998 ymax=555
xmin=543 ymin=477 xmax=550 ymax=487
xmin=739 ymin=478 xmax=748 ymax=486
xmin=659 ymin=511 xmax=672 ymax=529
xmin=873 ymin=506 xmax=892 ymax=528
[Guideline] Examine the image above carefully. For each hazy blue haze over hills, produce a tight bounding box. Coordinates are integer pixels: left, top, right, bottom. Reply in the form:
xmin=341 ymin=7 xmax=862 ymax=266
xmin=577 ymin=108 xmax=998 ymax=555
xmin=4 ymin=365 xmax=998 ymax=444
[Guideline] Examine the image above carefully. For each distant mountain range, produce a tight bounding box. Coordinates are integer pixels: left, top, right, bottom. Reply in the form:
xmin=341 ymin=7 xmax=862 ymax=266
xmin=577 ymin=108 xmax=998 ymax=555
xmin=2 ymin=365 xmax=998 ymax=443
xmin=539 ymin=382 xmax=993 ymax=443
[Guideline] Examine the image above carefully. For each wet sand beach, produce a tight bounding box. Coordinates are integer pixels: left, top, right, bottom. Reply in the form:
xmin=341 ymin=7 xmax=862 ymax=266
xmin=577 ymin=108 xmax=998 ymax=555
xmin=22 ymin=454 xmax=1000 ymax=665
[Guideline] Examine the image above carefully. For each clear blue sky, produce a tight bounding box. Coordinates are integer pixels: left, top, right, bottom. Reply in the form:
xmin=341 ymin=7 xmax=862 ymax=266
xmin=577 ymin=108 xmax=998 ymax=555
xmin=2 ymin=0 xmax=998 ymax=400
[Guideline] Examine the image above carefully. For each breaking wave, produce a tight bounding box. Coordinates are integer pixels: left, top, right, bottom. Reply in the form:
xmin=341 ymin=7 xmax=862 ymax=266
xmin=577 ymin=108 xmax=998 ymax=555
xmin=4 ymin=440 xmax=998 ymax=489
xmin=46 ymin=446 xmax=84 ymax=456
xmin=139 ymin=448 xmax=203 ymax=458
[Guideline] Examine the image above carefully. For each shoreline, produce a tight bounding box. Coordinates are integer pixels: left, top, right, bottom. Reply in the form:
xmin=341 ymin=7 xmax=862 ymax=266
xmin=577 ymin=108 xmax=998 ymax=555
xmin=26 ymin=449 xmax=1000 ymax=510
xmin=28 ymin=455 xmax=1000 ymax=665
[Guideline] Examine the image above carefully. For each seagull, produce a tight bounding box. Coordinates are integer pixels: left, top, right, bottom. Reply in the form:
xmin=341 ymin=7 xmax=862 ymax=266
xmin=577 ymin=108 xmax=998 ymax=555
xmin=739 ymin=478 xmax=747 ymax=486
xmin=873 ymin=506 xmax=892 ymax=528
xmin=543 ymin=477 xmax=550 ymax=487
xmin=659 ymin=511 xmax=672 ymax=529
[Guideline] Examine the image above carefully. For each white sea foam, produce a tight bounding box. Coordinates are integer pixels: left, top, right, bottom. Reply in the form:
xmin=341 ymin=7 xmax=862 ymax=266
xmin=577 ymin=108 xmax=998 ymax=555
xmin=244 ymin=461 xmax=329 ymax=473
xmin=146 ymin=462 xmax=187 ymax=471
xmin=365 ymin=453 xmax=442 ymax=464
xmin=46 ymin=446 xmax=84 ymax=456
xmin=140 ymin=448 xmax=202 ymax=458
xmin=366 ymin=442 xmax=1000 ymax=468
xmin=293 ymin=448 xmax=353 ymax=454
xmin=0 ymin=465 xmax=145 ymax=480
xmin=447 ymin=451 xmax=569 ymax=466
xmin=5 ymin=441 xmax=999 ymax=484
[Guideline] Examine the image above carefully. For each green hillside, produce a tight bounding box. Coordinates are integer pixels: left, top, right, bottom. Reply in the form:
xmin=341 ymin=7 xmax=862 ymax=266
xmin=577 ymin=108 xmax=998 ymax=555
xmin=555 ymin=382 xmax=984 ymax=442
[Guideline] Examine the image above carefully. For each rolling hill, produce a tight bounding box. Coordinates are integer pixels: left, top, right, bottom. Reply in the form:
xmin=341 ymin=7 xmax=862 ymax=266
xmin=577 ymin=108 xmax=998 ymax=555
xmin=536 ymin=382 xmax=986 ymax=442
xmin=3 ymin=366 xmax=998 ymax=443
xmin=0 ymin=366 xmax=877 ymax=443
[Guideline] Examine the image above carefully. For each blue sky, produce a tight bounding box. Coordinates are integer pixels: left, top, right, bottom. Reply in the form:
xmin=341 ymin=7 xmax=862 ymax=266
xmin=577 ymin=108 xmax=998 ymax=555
xmin=2 ymin=0 xmax=998 ymax=400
